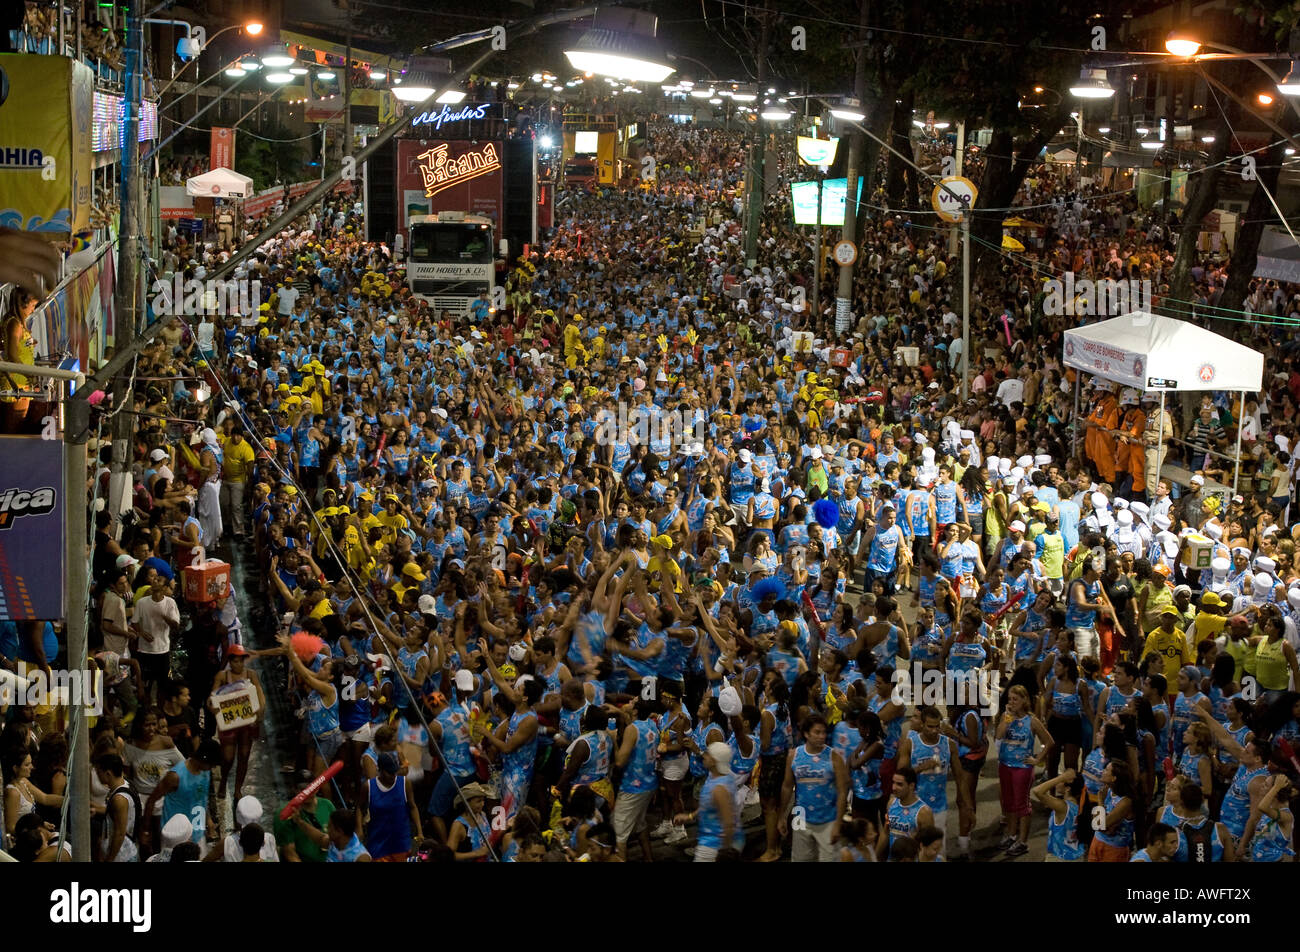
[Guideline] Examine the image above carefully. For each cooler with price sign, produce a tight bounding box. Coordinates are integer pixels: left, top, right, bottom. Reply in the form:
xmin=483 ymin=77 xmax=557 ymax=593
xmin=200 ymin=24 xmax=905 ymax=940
xmin=183 ymin=560 xmax=230 ymax=606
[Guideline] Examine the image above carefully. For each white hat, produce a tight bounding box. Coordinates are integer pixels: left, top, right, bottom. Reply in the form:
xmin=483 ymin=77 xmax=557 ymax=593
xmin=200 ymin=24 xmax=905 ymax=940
xmin=201 ymin=427 xmax=218 ymax=446
xmin=1095 ymin=510 xmax=1114 ymax=528
xmin=1211 ymin=556 xmax=1231 ymax=572
xmin=1003 ymin=475 xmax=1018 ymax=487
xmin=1190 ymin=474 xmax=1205 ymax=486
xmin=1159 ymin=531 xmax=1179 ymax=557
xmin=1011 ymin=466 xmax=1025 ymax=480
xmin=1033 ymin=454 xmax=1052 ymax=466
xmin=236 ymin=795 xmax=263 ymax=827
xmin=1117 ymin=510 xmax=1133 ymax=526
xmin=417 ymin=594 xmax=437 ymax=614
xmin=162 ymin=814 xmax=193 ymax=848
xmin=1130 ymin=501 xmax=1149 ymax=520
xmin=508 ymin=643 xmax=529 ymax=663
xmin=706 ymin=741 xmax=734 ymax=774
xmin=1254 ymin=556 xmax=1276 ymax=574
xmin=1112 ymin=497 xmax=1129 ymax=510
xmin=1287 ymin=588 xmax=1300 ymax=610
xmin=1090 ymin=492 xmax=1109 ymax=510
xmin=454 ymin=669 xmax=476 ymax=693
xmin=809 ymin=446 xmax=823 ymax=460
xmin=739 ymin=449 xmax=753 ymax=463
xmin=149 ymin=448 xmax=168 ymax=462
xmin=1009 ymin=520 xmax=1026 ymax=532
xmin=959 ymin=429 xmax=975 ymax=441
xmin=1153 ymin=514 xmax=1172 ymax=531
xmin=1120 ymin=388 xmax=1140 ymax=405
xmin=718 ymin=685 xmax=742 ymax=716
xmin=1204 ymin=523 xmax=1222 ymax=540
xmin=986 ymin=456 xmax=1001 ymax=472
xmin=914 ymin=433 xmax=927 ymax=446
xmin=1016 ymin=455 xmax=1033 ymax=469
xmin=999 ymin=459 xmax=1012 ymax=476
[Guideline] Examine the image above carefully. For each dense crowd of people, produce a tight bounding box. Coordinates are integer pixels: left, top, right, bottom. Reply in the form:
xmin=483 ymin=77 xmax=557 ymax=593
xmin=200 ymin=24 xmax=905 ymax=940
xmin=4 ymin=112 xmax=1300 ymax=865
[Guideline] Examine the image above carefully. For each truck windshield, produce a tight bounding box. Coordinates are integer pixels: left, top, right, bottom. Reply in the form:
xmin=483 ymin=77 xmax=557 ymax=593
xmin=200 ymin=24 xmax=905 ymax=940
xmin=408 ymin=224 xmax=492 ymax=264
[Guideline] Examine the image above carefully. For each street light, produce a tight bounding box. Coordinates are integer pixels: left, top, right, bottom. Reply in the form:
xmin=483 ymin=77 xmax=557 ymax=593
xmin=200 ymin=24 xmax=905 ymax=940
xmin=831 ymin=107 xmax=866 ymax=121
xmin=1069 ymin=67 xmax=1115 ymax=98
xmin=392 ymin=55 xmax=452 ymax=102
xmin=260 ymin=44 xmax=295 ymax=68
xmin=564 ymin=7 xmax=674 ymax=82
xmin=761 ymin=108 xmax=792 ymax=121
xmin=1165 ymin=31 xmax=1201 ymax=58
xmin=1279 ymin=60 xmax=1300 ymax=94
xmin=265 ymin=71 xmax=294 ymax=84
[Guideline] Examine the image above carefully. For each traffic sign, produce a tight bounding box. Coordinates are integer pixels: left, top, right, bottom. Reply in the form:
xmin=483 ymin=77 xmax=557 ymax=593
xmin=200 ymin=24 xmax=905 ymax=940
xmin=833 ymin=240 xmax=857 ymax=266
xmin=931 ymin=175 xmax=977 ymax=223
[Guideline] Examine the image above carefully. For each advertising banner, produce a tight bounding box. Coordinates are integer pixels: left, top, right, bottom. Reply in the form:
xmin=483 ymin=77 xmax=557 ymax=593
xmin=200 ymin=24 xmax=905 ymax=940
xmin=0 ymin=54 xmax=93 ymax=235
xmin=396 ymin=139 xmax=504 ymax=233
xmin=0 ymin=438 xmax=65 ymax=620
xmin=210 ymin=127 xmax=236 ymax=170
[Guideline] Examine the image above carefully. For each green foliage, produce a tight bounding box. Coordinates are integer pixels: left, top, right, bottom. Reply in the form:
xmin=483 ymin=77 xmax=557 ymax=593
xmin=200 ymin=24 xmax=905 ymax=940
xmin=235 ymin=128 xmax=307 ymax=192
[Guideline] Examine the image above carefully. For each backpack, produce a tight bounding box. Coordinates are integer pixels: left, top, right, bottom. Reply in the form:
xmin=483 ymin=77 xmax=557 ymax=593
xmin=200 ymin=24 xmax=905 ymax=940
xmin=1180 ymin=817 xmax=1212 ymax=863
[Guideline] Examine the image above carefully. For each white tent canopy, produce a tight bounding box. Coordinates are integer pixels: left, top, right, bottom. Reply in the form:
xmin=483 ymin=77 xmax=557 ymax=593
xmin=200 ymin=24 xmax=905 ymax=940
xmin=1062 ymin=311 xmax=1263 ymax=393
xmin=186 ymin=167 xmax=254 ymax=199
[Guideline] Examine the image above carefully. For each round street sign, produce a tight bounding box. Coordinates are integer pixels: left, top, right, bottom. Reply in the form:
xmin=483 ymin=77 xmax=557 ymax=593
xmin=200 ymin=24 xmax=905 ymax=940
xmin=931 ymin=175 xmax=977 ymax=223
xmin=833 ymin=240 xmax=857 ymax=266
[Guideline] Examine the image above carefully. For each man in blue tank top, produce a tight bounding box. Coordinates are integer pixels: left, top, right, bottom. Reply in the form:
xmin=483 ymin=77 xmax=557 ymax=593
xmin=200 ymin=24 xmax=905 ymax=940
xmin=612 ymin=699 xmax=660 ymax=861
xmin=896 ymin=706 xmax=957 ymax=856
xmin=143 ymin=739 xmax=221 ymax=849
xmin=361 ymin=751 xmax=422 ymax=861
xmin=863 ymin=505 xmax=909 ymax=597
xmin=778 ymin=713 xmax=848 ymax=862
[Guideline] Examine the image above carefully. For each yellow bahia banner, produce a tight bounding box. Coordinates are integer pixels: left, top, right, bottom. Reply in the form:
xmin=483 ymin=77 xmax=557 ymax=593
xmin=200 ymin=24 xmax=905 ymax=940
xmin=0 ymin=55 xmax=93 ymax=235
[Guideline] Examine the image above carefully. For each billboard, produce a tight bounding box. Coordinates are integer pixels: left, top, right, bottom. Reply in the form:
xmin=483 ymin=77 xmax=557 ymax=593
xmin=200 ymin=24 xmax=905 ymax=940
xmin=0 ymin=54 xmax=93 ymax=235
xmin=0 ymin=438 xmax=65 ymax=620
xmin=790 ymin=177 xmax=864 ymax=227
xmin=396 ymin=139 xmax=504 ymax=234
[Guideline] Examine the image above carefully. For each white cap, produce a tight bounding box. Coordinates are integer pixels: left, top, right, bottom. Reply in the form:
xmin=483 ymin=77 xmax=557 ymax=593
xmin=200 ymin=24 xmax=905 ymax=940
xmin=914 ymin=433 xmax=927 ymax=446
xmin=1117 ymin=510 xmax=1133 ymax=526
xmin=999 ymin=459 xmax=1012 ymax=476
xmin=1130 ymin=501 xmax=1149 ymax=520
xmin=1190 ymin=474 xmax=1205 ymax=486
xmin=718 ymin=685 xmax=742 ymax=716
xmin=1090 ymin=492 xmax=1109 ymax=510
xmin=1287 ymin=588 xmax=1300 ymax=610
xmin=1153 ymin=514 xmax=1172 ymax=530
xmin=454 ymin=669 xmax=476 ymax=692
xmin=1033 ymin=454 xmax=1052 ymax=466
xmin=739 ymin=449 xmax=753 ymax=463
xmin=809 ymin=446 xmax=823 ymax=460
xmin=1113 ymin=497 xmax=1130 ymax=511
xmin=1159 ymin=532 xmax=1179 ymax=557
xmin=149 ymin=448 xmax=168 ymax=462
xmin=1254 ymin=571 xmax=1274 ymax=589
xmin=508 ymin=643 xmax=529 ymax=663
xmin=417 ymin=594 xmax=437 ymax=614
xmin=959 ymin=430 xmax=975 ymax=441
xmin=986 ymin=456 xmax=1001 ymax=472
xmin=1016 ymin=455 xmax=1033 ymax=469
xmin=1009 ymin=520 xmax=1026 ymax=532
xmin=1211 ymin=556 xmax=1231 ymax=572
xmin=201 ymin=427 xmax=218 ymax=445
xmin=236 ymin=795 xmax=263 ymax=827
xmin=1254 ymin=556 xmax=1276 ymax=573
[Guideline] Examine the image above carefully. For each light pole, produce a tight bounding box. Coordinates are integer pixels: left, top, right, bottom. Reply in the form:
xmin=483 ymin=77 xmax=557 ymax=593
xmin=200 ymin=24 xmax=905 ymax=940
xmin=152 ymin=20 xmax=263 ymax=101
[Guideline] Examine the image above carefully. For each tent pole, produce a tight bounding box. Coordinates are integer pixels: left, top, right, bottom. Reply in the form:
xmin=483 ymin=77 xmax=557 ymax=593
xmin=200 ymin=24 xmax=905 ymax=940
xmin=1232 ymin=390 xmax=1244 ymax=495
xmin=1072 ymin=373 xmax=1080 ymax=459
xmin=1156 ymin=390 xmax=1166 ymax=500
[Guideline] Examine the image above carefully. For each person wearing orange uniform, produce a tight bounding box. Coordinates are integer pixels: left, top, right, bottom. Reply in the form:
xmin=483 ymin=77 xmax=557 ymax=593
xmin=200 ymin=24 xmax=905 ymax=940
xmin=1085 ymin=383 xmax=1120 ymax=484
xmin=1114 ymin=388 xmax=1147 ymax=501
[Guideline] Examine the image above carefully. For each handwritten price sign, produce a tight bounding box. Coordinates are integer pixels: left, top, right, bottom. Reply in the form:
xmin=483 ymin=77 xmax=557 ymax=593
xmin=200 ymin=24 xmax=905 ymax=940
xmin=215 ymin=684 xmax=259 ymax=732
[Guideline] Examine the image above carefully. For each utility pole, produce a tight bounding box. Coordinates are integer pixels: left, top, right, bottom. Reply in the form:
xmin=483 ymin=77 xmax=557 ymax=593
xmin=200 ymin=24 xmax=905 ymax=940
xmin=64 ymin=389 xmax=91 ymax=862
xmin=834 ymin=0 xmax=870 ymax=332
xmin=108 ymin=0 xmax=143 ymax=529
xmin=343 ymin=2 xmax=353 ymax=165
xmin=742 ymin=0 xmax=772 ymax=267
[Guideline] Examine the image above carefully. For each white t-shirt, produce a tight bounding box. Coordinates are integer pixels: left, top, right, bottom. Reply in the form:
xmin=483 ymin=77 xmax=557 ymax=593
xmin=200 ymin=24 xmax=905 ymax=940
xmin=222 ymin=829 xmax=280 ymax=862
xmin=277 ymin=285 xmax=299 ymax=316
xmin=132 ymin=595 xmax=179 ymax=655
xmin=996 ymin=378 xmax=1025 ymax=407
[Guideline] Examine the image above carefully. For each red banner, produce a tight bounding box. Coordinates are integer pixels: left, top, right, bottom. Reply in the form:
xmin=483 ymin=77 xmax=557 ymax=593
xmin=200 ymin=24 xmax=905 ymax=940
xmin=210 ymin=127 xmax=235 ymax=170
xmin=241 ymin=177 xmax=355 ymax=219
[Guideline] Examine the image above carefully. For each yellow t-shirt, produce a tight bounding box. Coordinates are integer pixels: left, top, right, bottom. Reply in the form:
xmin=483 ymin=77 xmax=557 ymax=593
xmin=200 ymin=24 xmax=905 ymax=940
xmin=377 ymin=511 xmax=408 ymax=545
xmin=1142 ymin=626 xmax=1192 ymax=680
xmin=220 ymin=437 xmax=256 ymax=482
xmin=647 ymin=555 xmax=683 ymax=594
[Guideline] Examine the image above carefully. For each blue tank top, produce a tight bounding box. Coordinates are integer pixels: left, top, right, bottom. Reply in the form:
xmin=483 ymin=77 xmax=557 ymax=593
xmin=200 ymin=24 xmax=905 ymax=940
xmin=1094 ymin=789 xmax=1134 ymax=848
xmin=619 ymin=718 xmax=660 ymax=794
xmin=869 ymin=693 xmax=902 ymax=758
xmin=998 ymin=715 xmax=1034 ymax=767
xmin=697 ymin=772 xmax=739 ymax=849
xmin=305 ymin=687 xmax=340 ymax=738
xmin=1251 ymin=807 xmax=1296 ymax=862
xmin=1047 ymin=800 xmax=1086 ymax=860
xmin=163 ymin=762 xmax=210 ymax=844
xmin=791 ymin=744 xmax=838 ymax=824
xmin=933 ymin=482 xmax=957 ymax=524
xmin=328 ymin=833 xmax=371 ymax=862
xmin=886 ymin=796 xmax=924 ymax=851
xmin=907 ymin=729 xmax=951 ymax=813
xmin=1158 ymin=805 xmax=1223 ymax=862
xmin=763 ymin=703 xmax=792 ymax=755
xmin=570 ymin=730 xmax=612 ymax=787
xmin=905 ymin=490 xmax=931 ymax=536
xmin=1172 ymin=692 xmax=1207 ymax=755
xmin=1051 ymin=683 xmax=1082 ymax=719
xmin=1221 ymin=764 xmax=1268 ymax=838
xmin=1064 ymin=579 xmax=1100 ymax=629
xmin=436 ymin=703 xmax=475 ymax=775
xmin=365 ymin=776 xmax=410 ymax=858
